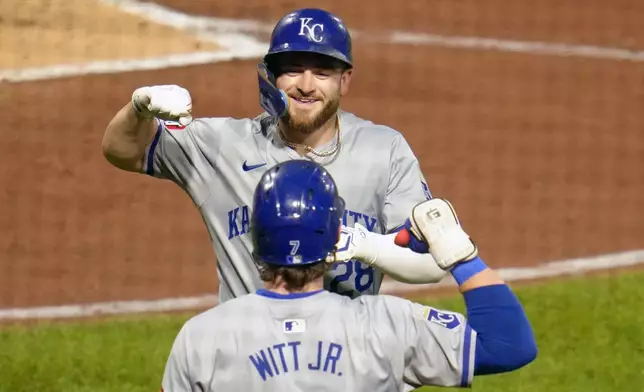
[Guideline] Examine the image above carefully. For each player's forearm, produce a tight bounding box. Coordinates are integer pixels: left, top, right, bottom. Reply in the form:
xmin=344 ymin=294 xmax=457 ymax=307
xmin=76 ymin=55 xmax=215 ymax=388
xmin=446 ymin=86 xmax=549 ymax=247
xmin=102 ymin=102 xmax=158 ymax=172
xmin=361 ymin=232 xmax=448 ymax=284
xmin=464 ymin=283 xmax=538 ymax=375
xmin=451 ymin=256 xmax=537 ymax=375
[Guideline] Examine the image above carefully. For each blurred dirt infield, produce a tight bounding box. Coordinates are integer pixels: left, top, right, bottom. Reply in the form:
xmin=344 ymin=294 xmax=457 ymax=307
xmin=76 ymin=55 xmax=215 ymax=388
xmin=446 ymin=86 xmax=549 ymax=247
xmin=0 ymin=0 xmax=218 ymax=69
xmin=0 ymin=0 xmax=643 ymax=310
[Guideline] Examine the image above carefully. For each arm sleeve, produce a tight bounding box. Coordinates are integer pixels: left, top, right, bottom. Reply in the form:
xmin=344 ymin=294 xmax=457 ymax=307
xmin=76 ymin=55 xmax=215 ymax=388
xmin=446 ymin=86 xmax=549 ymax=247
xmin=380 ymin=296 xmax=477 ymax=388
xmin=161 ymin=324 xmax=194 ymax=392
xmin=383 ymin=134 xmax=433 ymax=233
xmin=142 ymin=119 xmax=223 ymax=206
xmin=465 ymin=284 xmax=538 ymax=375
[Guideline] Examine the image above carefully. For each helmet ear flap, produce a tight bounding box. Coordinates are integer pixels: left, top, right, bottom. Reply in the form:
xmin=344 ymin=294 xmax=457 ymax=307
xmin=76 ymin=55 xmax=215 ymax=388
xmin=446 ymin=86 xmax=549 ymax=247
xmin=257 ymin=62 xmax=289 ymax=118
xmin=261 ymin=60 xmax=278 ymax=84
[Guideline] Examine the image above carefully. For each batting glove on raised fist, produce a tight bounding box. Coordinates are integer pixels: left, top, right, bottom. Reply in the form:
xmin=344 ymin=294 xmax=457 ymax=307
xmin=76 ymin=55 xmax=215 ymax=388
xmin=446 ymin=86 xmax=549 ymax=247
xmin=131 ymin=85 xmax=193 ymax=126
xmin=395 ymin=198 xmax=478 ymax=270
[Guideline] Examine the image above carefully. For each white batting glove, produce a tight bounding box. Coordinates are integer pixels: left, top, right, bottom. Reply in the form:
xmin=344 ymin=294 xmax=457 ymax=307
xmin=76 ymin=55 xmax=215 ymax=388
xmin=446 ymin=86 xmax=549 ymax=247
xmin=131 ymin=85 xmax=193 ymax=126
xmin=407 ymin=198 xmax=478 ymax=270
xmin=326 ymin=223 xmax=376 ymax=264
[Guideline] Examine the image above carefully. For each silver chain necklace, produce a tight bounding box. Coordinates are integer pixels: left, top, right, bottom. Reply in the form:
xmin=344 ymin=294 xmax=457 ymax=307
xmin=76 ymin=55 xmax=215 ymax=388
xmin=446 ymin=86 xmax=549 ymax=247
xmin=279 ymin=116 xmax=341 ymax=158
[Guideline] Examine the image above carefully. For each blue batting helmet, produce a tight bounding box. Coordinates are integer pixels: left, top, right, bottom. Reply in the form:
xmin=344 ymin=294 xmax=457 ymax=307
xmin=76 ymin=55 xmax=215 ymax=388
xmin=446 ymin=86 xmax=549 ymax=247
xmin=257 ymin=8 xmax=353 ymax=118
xmin=264 ymin=8 xmax=353 ymax=68
xmin=251 ymin=160 xmax=346 ymax=266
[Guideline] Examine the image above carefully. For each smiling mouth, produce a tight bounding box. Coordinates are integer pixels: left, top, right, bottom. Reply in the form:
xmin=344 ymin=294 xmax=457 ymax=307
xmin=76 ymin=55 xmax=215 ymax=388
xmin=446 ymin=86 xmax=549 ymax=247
xmin=291 ymin=97 xmax=319 ymax=105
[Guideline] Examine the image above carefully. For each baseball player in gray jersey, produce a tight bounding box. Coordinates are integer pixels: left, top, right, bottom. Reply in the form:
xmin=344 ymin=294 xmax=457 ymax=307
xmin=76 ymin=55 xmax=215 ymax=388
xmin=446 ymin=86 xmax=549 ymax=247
xmin=160 ymin=160 xmax=537 ymax=392
xmin=102 ymin=8 xmax=449 ymax=303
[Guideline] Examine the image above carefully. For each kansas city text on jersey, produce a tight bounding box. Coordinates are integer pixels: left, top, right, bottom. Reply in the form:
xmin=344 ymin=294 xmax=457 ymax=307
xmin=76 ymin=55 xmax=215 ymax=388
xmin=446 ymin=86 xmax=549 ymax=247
xmin=228 ymin=206 xmax=378 ymax=240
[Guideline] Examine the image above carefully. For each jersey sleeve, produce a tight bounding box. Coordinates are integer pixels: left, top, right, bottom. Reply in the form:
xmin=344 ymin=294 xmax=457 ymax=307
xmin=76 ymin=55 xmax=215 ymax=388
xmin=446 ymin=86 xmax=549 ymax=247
xmin=142 ymin=118 xmax=222 ymax=207
xmin=377 ymin=296 xmax=477 ymax=388
xmin=383 ymin=133 xmax=433 ymax=233
xmin=161 ymin=323 xmax=193 ymax=392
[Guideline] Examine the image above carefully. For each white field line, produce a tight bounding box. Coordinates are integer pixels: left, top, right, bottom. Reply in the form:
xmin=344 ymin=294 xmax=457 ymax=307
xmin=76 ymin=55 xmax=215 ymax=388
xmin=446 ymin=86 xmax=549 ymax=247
xmin=380 ymin=248 xmax=644 ymax=293
xmin=2 ymin=0 xmax=644 ymax=83
xmin=386 ymin=32 xmax=644 ymax=61
xmin=1 ymin=249 xmax=643 ymax=321
xmin=0 ymin=51 xmax=266 ymax=83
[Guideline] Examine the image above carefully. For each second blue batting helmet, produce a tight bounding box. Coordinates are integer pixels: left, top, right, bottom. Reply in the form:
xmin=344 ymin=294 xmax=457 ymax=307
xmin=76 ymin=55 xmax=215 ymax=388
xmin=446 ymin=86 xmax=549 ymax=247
xmin=251 ymin=160 xmax=345 ymax=266
xmin=257 ymin=8 xmax=353 ymax=118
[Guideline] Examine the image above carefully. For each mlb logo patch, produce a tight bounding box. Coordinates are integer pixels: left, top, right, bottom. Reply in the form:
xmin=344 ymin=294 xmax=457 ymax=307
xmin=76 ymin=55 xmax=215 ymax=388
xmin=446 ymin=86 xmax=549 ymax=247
xmin=287 ymin=255 xmax=303 ymax=264
xmin=283 ymin=319 xmax=306 ymax=333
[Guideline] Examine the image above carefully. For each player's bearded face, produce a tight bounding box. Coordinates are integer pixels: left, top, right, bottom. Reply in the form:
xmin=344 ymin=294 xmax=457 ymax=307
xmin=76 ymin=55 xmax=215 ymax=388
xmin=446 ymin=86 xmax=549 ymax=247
xmin=275 ymin=55 xmax=351 ymax=134
xmin=282 ymin=85 xmax=340 ymax=135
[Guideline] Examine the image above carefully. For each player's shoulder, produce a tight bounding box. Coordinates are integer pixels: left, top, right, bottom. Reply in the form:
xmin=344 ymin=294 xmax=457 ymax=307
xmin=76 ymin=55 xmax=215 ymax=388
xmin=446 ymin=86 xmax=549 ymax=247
xmin=198 ymin=115 xmax=261 ymax=133
xmin=181 ymin=295 xmax=257 ymax=333
xmin=352 ymin=294 xmax=421 ymax=320
xmin=340 ymin=110 xmax=407 ymax=141
xmin=162 ymin=115 xmax=261 ymax=138
xmin=332 ymin=294 xmax=419 ymax=338
xmin=355 ymin=293 xmax=412 ymax=308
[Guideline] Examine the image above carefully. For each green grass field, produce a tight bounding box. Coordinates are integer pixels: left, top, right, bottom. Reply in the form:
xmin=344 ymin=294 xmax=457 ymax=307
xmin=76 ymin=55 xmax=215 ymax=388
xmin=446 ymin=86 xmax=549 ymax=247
xmin=1 ymin=271 xmax=643 ymax=392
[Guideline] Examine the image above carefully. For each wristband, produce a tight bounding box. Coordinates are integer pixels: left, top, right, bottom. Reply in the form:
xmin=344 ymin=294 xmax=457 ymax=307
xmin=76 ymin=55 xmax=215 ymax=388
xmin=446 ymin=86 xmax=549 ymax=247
xmin=450 ymin=256 xmax=487 ymax=285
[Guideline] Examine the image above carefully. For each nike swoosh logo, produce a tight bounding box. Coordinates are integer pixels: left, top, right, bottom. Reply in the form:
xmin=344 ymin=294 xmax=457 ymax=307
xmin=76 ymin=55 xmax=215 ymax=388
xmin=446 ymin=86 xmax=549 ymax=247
xmin=242 ymin=161 xmax=267 ymax=171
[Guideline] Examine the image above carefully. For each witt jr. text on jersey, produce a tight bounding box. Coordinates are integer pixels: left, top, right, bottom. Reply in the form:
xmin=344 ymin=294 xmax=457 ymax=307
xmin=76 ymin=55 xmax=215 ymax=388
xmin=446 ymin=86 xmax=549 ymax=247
xmin=250 ymin=340 xmax=344 ymax=381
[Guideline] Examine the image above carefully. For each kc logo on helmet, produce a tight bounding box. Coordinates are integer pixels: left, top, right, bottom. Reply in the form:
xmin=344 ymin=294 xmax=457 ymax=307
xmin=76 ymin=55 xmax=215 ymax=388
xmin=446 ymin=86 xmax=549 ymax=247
xmin=299 ymin=17 xmax=324 ymax=43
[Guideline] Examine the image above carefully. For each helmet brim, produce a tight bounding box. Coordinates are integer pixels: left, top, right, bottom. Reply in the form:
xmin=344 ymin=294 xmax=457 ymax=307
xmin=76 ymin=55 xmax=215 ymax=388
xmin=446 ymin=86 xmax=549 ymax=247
xmin=264 ymin=45 xmax=353 ymax=69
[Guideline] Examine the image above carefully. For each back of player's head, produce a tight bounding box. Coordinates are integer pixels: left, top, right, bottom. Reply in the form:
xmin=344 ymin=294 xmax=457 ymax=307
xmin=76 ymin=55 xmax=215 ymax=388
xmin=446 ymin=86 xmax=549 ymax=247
xmin=251 ymin=160 xmax=345 ymax=266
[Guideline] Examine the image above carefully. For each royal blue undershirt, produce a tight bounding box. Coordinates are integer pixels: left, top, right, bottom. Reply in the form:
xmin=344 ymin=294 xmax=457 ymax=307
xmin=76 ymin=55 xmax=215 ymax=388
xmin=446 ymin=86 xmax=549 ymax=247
xmin=463 ymin=279 xmax=538 ymax=375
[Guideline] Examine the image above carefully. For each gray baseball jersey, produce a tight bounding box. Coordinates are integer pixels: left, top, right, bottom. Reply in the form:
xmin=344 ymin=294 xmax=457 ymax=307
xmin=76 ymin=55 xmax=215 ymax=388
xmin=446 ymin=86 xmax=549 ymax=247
xmin=161 ymin=290 xmax=476 ymax=391
xmin=142 ymin=110 xmax=432 ymax=302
